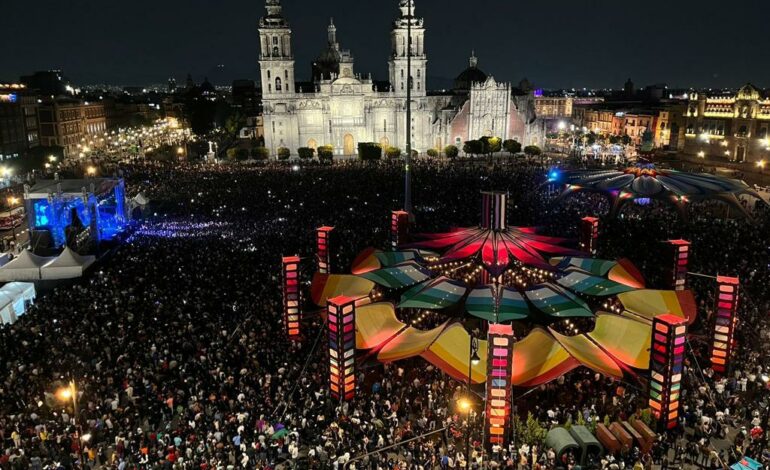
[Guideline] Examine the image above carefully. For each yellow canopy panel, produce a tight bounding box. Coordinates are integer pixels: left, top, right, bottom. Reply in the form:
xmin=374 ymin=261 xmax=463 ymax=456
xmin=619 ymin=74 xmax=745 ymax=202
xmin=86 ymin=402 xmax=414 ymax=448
xmin=355 ymin=302 xmax=407 ymax=350
xmin=351 ymin=248 xmax=382 ymax=275
xmin=378 ymin=322 xmax=449 ymax=362
xmin=587 ymin=313 xmax=651 ymax=370
xmin=311 ymin=273 xmax=375 ymax=306
xmin=511 ymin=328 xmax=579 ymax=387
xmin=608 ymin=258 xmax=646 ymax=289
xmin=421 ymin=323 xmax=488 ymax=384
xmin=549 ymin=329 xmax=624 ymax=379
xmin=616 ymin=289 xmax=697 ymax=324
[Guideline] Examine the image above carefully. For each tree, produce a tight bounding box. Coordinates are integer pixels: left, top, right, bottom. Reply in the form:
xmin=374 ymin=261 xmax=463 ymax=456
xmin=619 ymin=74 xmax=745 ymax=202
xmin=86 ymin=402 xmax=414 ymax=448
xmin=235 ymin=148 xmax=249 ymax=161
xmin=277 ymin=147 xmax=291 ymax=160
xmin=358 ymin=142 xmax=382 ymax=161
xmin=444 ymin=145 xmax=459 ymax=159
xmin=463 ymin=140 xmax=482 ymax=157
xmin=621 ymin=134 xmax=632 ymax=146
xmin=503 ymin=139 xmax=522 ymax=155
xmin=487 ymin=136 xmax=502 ymax=154
xmin=297 ymin=147 xmax=315 ymax=160
xmin=609 ymin=135 xmax=621 ymax=145
xmin=385 ymin=146 xmax=402 ymax=159
xmin=318 ymin=145 xmax=334 ymax=162
xmin=252 ymin=147 xmax=269 ymax=160
xmin=224 ymin=111 xmax=245 ymax=138
xmin=426 ymin=148 xmax=439 ymax=158
xmin=524 ymin=145 xmax=542 ymax=159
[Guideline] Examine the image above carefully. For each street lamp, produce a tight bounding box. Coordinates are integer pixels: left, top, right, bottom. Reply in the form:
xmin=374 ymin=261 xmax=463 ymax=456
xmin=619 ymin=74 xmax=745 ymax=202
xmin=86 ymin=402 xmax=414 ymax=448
xmin=56 ymin=380 xmax=86 ymax=468
xmin=86 ymin=166 xmax=96 ymax=177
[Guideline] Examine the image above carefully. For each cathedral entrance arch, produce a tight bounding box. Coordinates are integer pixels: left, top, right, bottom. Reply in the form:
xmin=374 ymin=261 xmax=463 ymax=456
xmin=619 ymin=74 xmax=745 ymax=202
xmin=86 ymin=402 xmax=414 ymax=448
xmin=344 ymin=134 xmax=355 ymax=155
xmin=307 ymin=139 xmax=318 ymax=150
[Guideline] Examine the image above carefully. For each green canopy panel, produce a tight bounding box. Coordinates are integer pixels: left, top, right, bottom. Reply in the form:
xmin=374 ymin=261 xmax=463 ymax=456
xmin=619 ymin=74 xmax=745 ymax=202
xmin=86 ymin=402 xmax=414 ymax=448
xmin=551 ymin=256 xmax=617 ymax=277
xmin=466 ymin=286 xmax=530 ymax=322
xmin=526 ymin=283 xmax=594 ymax=318
xmin=359 ymin=261 xmax=432 ymax=289
xmin=375 ymin=250 xmax=419 ymax=267
xmin=556 ymin=268 xmax=636 ymax=297
xmin=399 ymin=276 xmax=467 ymax=310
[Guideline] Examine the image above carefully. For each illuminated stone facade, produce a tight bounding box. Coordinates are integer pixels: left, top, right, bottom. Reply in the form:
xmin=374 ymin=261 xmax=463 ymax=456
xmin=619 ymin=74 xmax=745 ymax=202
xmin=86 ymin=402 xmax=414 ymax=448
xmin=678 ymin=84 xmax=770 ymax=163
xmin=258 ymin=0 xmax=544 ymax=157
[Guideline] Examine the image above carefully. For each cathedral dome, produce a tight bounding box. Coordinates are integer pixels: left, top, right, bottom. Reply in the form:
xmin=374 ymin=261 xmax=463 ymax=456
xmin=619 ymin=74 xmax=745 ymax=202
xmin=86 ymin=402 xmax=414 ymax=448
xmin=454 ymin=52 xmax=487 ymax=92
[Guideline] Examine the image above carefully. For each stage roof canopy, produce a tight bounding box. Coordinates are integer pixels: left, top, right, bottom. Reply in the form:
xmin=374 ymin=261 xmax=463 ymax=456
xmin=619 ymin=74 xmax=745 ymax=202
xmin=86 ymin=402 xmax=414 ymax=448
xmin=25 ymin=178 xmax=121 ymax=199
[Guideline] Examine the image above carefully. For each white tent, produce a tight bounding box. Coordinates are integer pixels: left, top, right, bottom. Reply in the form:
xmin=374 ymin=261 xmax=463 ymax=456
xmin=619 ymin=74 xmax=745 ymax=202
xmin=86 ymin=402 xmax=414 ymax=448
xmin=0 ymin=250 xmax=54 ymax=282
xmin=0 ymin=292 xmax=16 ymax=324
xmin=0 ymin=282 xmax=35 ymax=325
xmin=133 ymin=193 xmax=149 ymax=206
xmin=41 ymin=247 xmax=96 ymax=280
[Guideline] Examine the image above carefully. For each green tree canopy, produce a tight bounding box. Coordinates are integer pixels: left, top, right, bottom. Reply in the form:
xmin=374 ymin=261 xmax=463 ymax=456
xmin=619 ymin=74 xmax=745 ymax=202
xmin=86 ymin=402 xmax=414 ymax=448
xmin=444 ymin=145 xmax=459 ymax=159
xmin=503 ymin=139 xmax=522 ymax=155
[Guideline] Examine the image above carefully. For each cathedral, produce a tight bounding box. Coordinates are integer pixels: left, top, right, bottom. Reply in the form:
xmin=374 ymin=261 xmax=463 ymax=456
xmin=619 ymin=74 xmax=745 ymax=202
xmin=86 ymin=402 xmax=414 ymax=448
xmin=258 ymin=0 xmax=544 ymax=157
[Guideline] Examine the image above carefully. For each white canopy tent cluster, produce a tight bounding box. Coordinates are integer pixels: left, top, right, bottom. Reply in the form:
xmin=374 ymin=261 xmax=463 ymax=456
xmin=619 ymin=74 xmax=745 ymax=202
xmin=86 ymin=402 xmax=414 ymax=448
xmin=0 ymin=282 xmax=36 ymax=325
xmin=0 ymin=248 xmax=96 ymax=282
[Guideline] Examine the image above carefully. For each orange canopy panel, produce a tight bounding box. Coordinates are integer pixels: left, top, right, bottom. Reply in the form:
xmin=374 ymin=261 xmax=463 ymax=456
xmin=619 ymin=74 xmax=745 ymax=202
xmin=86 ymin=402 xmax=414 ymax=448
xmin=355 ymin=302 xmax=407 ymax=350
xmin=587 ymin=313 xmax=652 ymax=370
xmin=377 ymin=322 xmax=450 ymax=362
xmin=608 ymin=258 xmax=646 ymax=289
xmin=311 ymin=272 xmax=375 ymax=306
xmin=351 ymin=248 xmax=382 ymax=275
xmin=549 ymin=329 xmax=624 ymax=379
xmin=421 ymin=323 xmax=488 ymax=384
xmin=616 ymin=289 xmax=697 ymax=324
xmin=511 ymin=328 xmax=579 ymax=387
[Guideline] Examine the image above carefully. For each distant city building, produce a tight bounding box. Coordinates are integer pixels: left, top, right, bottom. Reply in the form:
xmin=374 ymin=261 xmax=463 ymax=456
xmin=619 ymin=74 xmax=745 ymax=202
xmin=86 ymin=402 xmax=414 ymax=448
xmin=674 ymin=83 xmax=770 ymax=163
xmin=535 ymin=96 xmax=573 ymax=120
xmin=20 ymin=70 xmax=74 ymax=97
xmin=0 ymin=83 xmax=40 ymax=159
xmin=574 ymin=104 xmax=671 ymax=148
xmin=258 ymin=0 xmax=544 ymax=157
xmin=37 ymin=99 xmax=107 ymax=158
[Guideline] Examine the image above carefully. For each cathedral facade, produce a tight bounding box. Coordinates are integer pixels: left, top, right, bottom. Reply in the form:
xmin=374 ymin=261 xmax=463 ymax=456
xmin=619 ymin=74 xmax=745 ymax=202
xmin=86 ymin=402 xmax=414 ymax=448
xmin=258 ymin=0 xmax=544 ymax=157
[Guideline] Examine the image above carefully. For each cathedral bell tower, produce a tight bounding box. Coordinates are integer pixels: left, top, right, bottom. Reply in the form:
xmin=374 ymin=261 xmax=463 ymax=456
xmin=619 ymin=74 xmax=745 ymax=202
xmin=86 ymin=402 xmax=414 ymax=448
xmin=259 ymin=0 xmax=295 ymax=97
xmin=389 ymin=0 xmax=427 ymax=98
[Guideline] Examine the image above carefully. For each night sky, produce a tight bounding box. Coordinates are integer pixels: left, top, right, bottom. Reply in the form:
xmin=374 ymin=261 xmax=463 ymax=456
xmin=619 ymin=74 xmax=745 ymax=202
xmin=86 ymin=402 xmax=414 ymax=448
xmin=2 ymin=0 xmax=767 ymax=90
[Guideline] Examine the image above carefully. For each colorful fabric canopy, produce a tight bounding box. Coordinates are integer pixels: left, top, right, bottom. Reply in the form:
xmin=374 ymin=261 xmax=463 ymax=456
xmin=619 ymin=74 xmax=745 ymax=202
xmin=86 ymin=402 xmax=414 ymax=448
xmin=399 ymin=277 xmax=467 ymax=310
xmin=526 ymin=283 xmax=594 ymax=318
xmin=351 ymin=248 xmax=381 ymax=275
xmin=617 ymin=289 xmax=697 ymax=324
xmin=560 ymin=165 xmax=763 ymax=217
xmin=466 ymin=286 xmax=529 ymax=322
xmin=375 ymin=250 xmax=420 ymax=267
xmin=409 ymin=226 xmax=578 ymax=275
xmin=556 ymin=269 xmax=636 ymax=297
xmin=608 ymin=258 xmax=646 ymax=288
xmin=550 ymin=256 xmax=617 ymax=276
xmin=511 ymin=328 xmax=579 ymax=387
xmin=311 ymin=273 xmax=374 ymax=306
xmin=421 ymin=323 xmax=488 ymax=384
xmin=377 ymin=322 xmax=449 ymax=362
xmin=359 ymin=261 xmax=432 ymax=289
xmin=587 ymin=313 xmax=651 ymax=370
xmin=549 ymin=329 xmax=624 ymax=379
xmin=355 ymin=303 xmax=407 ymax=350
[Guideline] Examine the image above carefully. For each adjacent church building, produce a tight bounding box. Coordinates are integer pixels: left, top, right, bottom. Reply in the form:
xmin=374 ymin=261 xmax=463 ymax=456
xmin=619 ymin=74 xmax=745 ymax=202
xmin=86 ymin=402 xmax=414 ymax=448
xmin=258 ymin=0 xmax=544 ymax=157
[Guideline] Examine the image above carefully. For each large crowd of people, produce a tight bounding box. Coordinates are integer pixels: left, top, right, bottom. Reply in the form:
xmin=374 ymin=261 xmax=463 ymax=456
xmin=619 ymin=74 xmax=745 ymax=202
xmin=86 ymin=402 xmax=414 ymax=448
xmin=0 ymin=158 xmax=769 ymax=469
